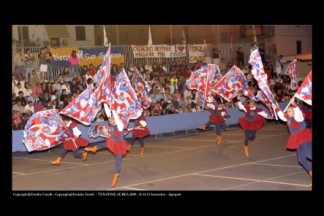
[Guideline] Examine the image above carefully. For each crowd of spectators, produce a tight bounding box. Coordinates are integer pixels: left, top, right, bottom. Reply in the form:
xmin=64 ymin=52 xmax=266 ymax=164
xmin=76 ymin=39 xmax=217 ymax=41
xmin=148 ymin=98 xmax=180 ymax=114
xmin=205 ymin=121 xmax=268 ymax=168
xmin=12 ymin=47 xmax=300 ymax=130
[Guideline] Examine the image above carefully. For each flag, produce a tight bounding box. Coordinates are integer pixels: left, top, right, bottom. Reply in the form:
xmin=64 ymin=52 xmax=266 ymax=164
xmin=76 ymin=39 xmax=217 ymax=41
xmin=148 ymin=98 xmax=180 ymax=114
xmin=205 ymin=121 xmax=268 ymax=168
xmin=148 ymin=26 xmax=153 ymax=45
xmin=182 ymin=27 xmax=186 ymax=44
xmin=103 ymin=25 xmax=108 ymax=47
xmin=22 ymin=110 xmax=71 ymax=152
xmin=111 ymin=69 xmax=142 ymax=128
xmin=60 ymin=85 xmax=101 ymax=125
xmin=295 ymin=71 xmax=312 ymax=105
xmin=211 ymin=65 xmax=248 ymax=102
xmin=89 ymin=124 xmax=111 ymax=138
xmin=243 ymin=86 xmax=256 ymax=100
xmin=186 ymin=64 xmax=219 ymax=107
xmin=131 ymin=67 xmax=152 ymax=108
xmin=285 ymin=59 xmax=298 ymax=90
xmin=249 ymin=48 xmax=276 ymax=104
xmin=93 ymin=44 xmax=113 ymax=104
xmin=256 ymin=90 xmax=275 ymax=118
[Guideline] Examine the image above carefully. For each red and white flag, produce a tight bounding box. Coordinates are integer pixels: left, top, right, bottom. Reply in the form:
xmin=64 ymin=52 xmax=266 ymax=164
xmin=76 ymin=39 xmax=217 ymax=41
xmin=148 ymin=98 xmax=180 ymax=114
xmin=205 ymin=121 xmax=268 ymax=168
xmin=295 ymin=71 xmax=312 ymax=105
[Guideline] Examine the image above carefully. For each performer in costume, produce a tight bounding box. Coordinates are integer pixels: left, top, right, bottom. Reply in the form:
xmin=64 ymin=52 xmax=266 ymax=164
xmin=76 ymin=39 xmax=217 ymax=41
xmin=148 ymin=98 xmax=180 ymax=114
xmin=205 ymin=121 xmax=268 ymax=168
xmin=128 ymin=112 xmax=150 ymax=156
xmin=51 ymin=116 xmax=88 ymax=165
xmin=198 ymin=103 xmax=230 ymax=144
xmin=237 ymin=92 xmax=272 ymax=157
xmin=272 ymin=98 xmax=312 ymax=183
xmin=300 ymin=102 xmax=312 ymax=128
xmin=85 ymin=110 xmax=128 ymax=187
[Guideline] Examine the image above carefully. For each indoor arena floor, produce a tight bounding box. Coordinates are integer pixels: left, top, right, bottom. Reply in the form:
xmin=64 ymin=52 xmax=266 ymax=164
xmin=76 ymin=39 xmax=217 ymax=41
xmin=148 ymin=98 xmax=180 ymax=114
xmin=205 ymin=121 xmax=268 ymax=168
xmin=12 ymin=124 xmax=312 ymax=191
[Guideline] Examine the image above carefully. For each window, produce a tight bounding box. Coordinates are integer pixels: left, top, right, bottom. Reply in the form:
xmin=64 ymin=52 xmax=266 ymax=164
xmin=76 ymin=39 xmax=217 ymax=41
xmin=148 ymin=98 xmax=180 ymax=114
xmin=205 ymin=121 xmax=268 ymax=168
xmin=75 ymin=26 xmax=86 ymax=41
xmin=51 ymin=38 xmax=60 ymax=46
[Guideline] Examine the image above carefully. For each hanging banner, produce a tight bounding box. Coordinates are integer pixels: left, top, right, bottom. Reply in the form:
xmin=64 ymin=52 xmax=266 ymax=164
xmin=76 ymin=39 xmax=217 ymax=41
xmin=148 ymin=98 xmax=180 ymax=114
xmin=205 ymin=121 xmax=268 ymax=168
xmin=132 ymin=45 xmax=186 ymax=58
xmin=79 ymin=46 xmax=124 ymax=67
xmin=50 ymin=47 xmax=78 ymax=67
xmin=188 ymin=44 xmax=208 ymax=63
xmin=50 ymin=46 xmax=124 ymax=67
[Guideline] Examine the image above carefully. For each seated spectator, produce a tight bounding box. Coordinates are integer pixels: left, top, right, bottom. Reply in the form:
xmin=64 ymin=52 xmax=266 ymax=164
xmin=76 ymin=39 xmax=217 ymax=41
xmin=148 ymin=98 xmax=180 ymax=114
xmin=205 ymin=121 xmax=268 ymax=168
xmin=13 ymin=101 xmax=25 ymax=114
xmin=34 ymin=100 xmax=45 ymax=112
xmin=24 ymin=101 xmax=35 ymax=114
xmin=16 ymin=91 xmax=26 ymax=106
xmin=12 ymin=119 xmax=24 ymax=130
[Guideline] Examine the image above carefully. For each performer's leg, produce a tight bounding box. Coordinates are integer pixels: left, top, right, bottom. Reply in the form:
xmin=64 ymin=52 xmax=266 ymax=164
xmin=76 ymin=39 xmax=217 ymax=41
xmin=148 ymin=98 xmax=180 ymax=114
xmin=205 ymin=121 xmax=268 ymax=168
xmin=244 ymin=130 xmax=250 ymax=146
xmin=297 ymin=142 xmax=312 ymax=174
xmin=59 ymin=148 xmax=68 ymax=158
xmin=249 ymin=130 xmax=256 ymax=142
xmin=215 ymin=124 xmax=222 ymax=144
xmin=72 ymin=150 xmax=88 ymax=161
xmin=111 ymin=155 xmax=123 ymax=187
xmin=51 ymin=149 xmax=67 ymax=165
xmin=139 ymin=138 xmax=145 ymax=156
xmin=199 ymin=120 xmax=212 ymax=130
xmin=128 ymin=136 xmax=136 ymax=152
xmin=85 ymin=142 xmax=106 ymax=153
xmin=243 ymin=130 xmax=250 ymax=157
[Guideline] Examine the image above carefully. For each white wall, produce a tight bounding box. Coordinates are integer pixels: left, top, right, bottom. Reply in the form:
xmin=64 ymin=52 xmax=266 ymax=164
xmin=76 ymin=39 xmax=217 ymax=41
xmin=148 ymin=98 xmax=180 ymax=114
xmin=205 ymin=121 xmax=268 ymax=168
xmin=66 ymin=25 xmax=95 ymax=47
xmin=274 ymin=25 xmax=312 ymax=56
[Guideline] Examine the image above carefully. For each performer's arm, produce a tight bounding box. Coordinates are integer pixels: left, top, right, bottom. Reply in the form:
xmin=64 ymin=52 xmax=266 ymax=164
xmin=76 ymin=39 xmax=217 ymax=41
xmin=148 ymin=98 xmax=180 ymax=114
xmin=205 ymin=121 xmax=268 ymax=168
xmin=112 ymin=110 xmax=124 ymax=132
xmin=72 ymin=126 xmax=82 ymax=138
xmin=104 ymin=103 xmax=111 ymax=118
xmin=257 ymin=110 xmax=271 ymax=119
xmin=237 ymin=95 xmax=247 ymax=112
xmin=139 ymin=120 xmax=147 ymax=127
xmin=291 ymin=97 xmax=304 ymax=122
xmin=272 ymin=103 xmax=287 ymax=121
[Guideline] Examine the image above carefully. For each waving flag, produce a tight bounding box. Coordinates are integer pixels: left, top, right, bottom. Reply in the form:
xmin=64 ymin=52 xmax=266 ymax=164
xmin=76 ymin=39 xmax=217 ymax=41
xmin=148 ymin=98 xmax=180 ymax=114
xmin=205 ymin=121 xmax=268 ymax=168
xmin=111 ymin=69 xmax=142 ymax=128
xmin=211 ymin=65 xmax=248 ymax=102
xmin=285 ymin=59 xmax=298 ymax=90
xmin=186 ymin=64 xmax=219 ymax=107
xmin=22 ymin=110 xmax=71 ymax=152
xmin=89 ymin=124 xmax=111 ymax=138
xmin=186 ymin=70 xmax=200 ymax=89
xmin=243 ymin=86 xmax=256 ymax=100
xmin=60 ymin=85 xmax=101 ymax=125
xmin=256 ymin=90 xmax=275 ymax=118
xmin=295 ymin=71 xmax=312 ymax=105
xmin=131 ymin=67 xmax=152 ymax=108
xmin=249 ymin=48 xmax=275 ymax=104
xmin=93 ymin=44 xmax=113 ymax=104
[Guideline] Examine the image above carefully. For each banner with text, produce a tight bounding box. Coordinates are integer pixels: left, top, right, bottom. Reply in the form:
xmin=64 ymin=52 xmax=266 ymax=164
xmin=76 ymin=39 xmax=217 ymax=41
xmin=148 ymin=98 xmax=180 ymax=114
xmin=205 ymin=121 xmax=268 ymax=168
xmin=50 ymin=47 xmax=78 ymax=67
xmin=188 ymin=44 xmax=207 ymax=63
xmin=132 ymin=45 xmax=186 ymax=58
xmin=79 ymin=46 xmax=124 ymax=67
xmin=50 ymin=47 xmax=124 ymax=67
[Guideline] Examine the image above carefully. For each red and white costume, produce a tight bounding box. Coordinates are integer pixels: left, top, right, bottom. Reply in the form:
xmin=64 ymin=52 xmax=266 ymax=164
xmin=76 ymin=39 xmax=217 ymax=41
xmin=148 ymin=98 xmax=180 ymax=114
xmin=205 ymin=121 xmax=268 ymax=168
xmin=132 ymin=116 xmax=150 ymax=138
xmin=275 ymin=104 xmax=312 ymax=150
xmin=237 ymin=99 xmax=268 ymax=130
xmin=62 ymin=121 xmax=89 ymax=151
xmin=106 ymin=124 xmax=128 ymax=155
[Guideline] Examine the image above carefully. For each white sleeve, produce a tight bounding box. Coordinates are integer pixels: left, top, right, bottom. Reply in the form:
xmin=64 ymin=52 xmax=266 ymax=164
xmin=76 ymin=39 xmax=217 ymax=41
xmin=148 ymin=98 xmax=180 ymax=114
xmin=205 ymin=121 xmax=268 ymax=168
xmin=112 ymin=110 xmax=124 ymax=132
xmin=275 ymin=108 xmax=287 ymax=121
xmin=139 ymin=120 xmax=147 ymax=127
xmin=237 ymin=100 xmax=247 ymax=112
xmin=257 ymin=111 xmax=269 ymax=119
xmin=72 ymin=126 xmax=81 ymax=137
xmin=221 ymin=111 xmax=226 ymax=116
xmin=104 ymin=103 xmax=111 ymax=118
xmin=293 ymin=105 xmax=304 ymax=122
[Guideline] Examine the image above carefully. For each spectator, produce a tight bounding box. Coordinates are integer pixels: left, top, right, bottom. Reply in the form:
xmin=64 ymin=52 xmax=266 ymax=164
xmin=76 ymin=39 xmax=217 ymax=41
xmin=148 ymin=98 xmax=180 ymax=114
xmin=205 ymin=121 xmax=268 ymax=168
xmin=68 ymin=50 xmax=79 ymax=78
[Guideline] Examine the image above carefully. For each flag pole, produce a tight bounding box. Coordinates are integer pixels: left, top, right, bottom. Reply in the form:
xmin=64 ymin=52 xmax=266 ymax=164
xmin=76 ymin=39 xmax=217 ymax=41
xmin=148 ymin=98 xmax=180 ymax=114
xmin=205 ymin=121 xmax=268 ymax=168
xmin=283 ymin=95 xmax=295 ymax=113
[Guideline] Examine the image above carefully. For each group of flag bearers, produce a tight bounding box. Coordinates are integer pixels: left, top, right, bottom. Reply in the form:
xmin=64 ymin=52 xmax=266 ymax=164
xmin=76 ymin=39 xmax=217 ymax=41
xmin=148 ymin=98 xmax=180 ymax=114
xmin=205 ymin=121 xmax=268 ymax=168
xmin=22 ymin=44 xmax=312 ymax=188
